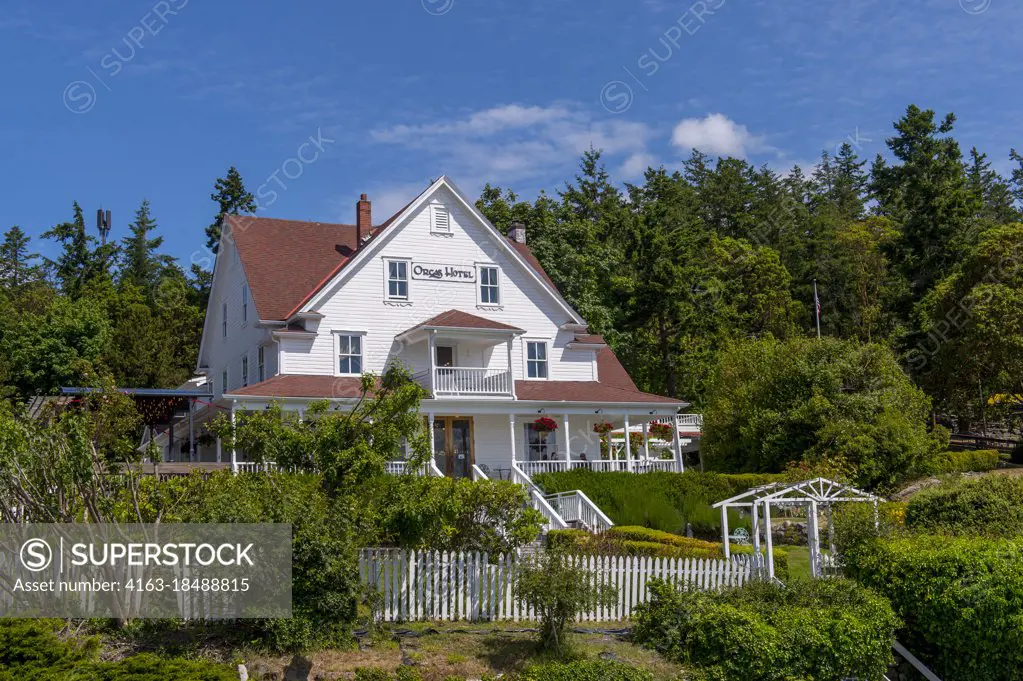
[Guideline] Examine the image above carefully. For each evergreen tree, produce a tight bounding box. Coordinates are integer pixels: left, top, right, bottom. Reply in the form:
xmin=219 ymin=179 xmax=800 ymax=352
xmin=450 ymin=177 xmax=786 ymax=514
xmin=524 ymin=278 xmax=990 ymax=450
xmin=119 ymin=199 xmax=173 ymax=295
xmin=965 ymin=147 xmax=1018 ymax=224
xmin=42 ymin=202 xmax=94 ymax=297
xmin=0 ymin=226 xmax=41 ymax=289
xmin=205 ymin=166 xmax=256 ymax=252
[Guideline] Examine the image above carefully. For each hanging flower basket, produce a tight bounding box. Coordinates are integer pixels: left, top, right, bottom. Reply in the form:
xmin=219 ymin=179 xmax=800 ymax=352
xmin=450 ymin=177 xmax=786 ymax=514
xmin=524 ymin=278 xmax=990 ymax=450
xmin=592 ymin=421 xmax=613 ymax=435
xmin=533 ymin=417 xmax=558 ymax=433
xmin=649 ymin=422 xmax=674 ymax=440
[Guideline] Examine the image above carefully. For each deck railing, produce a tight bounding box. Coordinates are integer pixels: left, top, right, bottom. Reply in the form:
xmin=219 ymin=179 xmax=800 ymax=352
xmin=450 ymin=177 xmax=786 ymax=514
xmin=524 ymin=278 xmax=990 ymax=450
xmin=517 ymin=459 xmax=679 ymax=477
xmin=676 ymin=413 xmax=703 ymax=429
xmin=544 ymin=490 xmax=614 ymax=533
xmin=433 ymin=367 xmax=513 ymax=396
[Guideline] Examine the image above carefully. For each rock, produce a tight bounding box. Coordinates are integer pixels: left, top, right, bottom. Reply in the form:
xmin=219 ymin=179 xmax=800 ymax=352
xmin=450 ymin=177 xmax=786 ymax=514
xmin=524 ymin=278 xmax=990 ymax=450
xmin=284 ymin=655 xmax=314 ymax=681
xmin=238 ymin=663 xmax=249 ymax=681
xmin=598 ymin=651 xmax=618 ymax=661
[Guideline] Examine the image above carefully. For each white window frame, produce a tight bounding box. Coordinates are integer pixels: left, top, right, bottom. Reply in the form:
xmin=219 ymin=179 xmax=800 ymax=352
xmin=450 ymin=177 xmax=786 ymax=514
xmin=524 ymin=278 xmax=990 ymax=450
xmin=477 ymin=264 xmax=501 ymax=306
xmin=241 ymin=354 xmax=249 ymax=387
xmin=241 ymin=284 xmax=249 ymax=324
xmin=384 ymin=258 xmax=411 ymax=301
xmin=524 ymin=339 xmax=550 ymax=380
xmin=334 ymin=331 xmax=367 ymax=376
xmin=221 ymin=302 xmax=228 ymax=338
xmin=523 ymin=423 xmax=556 ymax=461
xmin=430 ymin=204 xmax=452 ymax=234
xmin=221 ymin=368 xmax=228 ymax=393
xmin=257 ymin=346 xmax=265 ymax=383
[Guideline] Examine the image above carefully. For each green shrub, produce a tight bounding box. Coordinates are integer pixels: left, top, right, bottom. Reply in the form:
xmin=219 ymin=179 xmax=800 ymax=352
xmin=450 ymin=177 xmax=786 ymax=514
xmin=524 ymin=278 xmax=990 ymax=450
xmin=916 ymin=449 xmax=1000 ymax=475
xmin=533 ymin=470 xmax=784 ymax=537
xmin=633 ymin=578 xmax=897 ymax=681
xmin=843 ymin=535 xmax=1023 ymax=681
xmin=518 ymin=660 xmax=653 ymax=681
xmin=0 ymin=620 xmax=236 ymax=681
xmin=515 ymin=548 xmax=618 ymax=651
xmin=546 ymin=529 xmax=591 ymax=551
xmin=905 ymin=475 xmax=1023 ymax=537
xmin=605 ymin=525 xmax=722 ymax=551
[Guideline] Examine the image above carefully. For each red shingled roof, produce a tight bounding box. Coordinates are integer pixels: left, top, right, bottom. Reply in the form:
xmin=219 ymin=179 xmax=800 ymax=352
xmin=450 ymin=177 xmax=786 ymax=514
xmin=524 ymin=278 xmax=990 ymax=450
xmin=228 ymin=375 xmax=367 ymax=399
xmin=398 ymin=310 xmax=524 ymax=337
xmin=228 ymin=215 xmax=560 ymax=322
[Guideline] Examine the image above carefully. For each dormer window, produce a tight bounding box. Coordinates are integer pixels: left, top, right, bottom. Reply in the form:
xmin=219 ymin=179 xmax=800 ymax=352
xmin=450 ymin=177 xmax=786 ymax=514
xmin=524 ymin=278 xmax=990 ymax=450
xmin=430 ymin=205 xmax=451 ymax=234
xmin=386 ymin=259 xmax=409 ymax=300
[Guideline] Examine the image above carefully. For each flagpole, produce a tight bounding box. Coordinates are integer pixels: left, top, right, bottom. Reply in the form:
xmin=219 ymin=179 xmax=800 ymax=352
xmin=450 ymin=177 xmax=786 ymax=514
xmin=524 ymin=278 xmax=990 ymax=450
xmin=813 ymin=279 xmax=821 ymax=340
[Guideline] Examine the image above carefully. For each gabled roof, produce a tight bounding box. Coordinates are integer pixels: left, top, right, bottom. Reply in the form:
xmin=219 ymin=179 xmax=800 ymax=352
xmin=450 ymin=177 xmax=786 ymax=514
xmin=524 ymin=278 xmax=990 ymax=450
xmin=227 ymin=215 xmax=385 ymax=321
xmin=397 ymin=310 xmax=525 ymax=338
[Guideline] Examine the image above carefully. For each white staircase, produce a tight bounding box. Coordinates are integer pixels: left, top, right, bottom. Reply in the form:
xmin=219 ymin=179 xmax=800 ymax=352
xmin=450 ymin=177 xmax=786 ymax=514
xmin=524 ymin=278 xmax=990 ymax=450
xmin=510 ymin=462 xmax=615 ymax=536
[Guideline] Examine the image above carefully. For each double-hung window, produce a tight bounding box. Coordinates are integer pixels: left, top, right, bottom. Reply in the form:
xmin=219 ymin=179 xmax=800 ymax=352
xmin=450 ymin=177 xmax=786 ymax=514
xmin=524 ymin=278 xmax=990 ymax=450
xmin=338 ymin=334 xmax=363 ymax=375
xmin=526 ymin=341 xmax=548 ymax=379
xmin=257 ymin=346 xmax=265 ymax=382
xmin=479 ymin=266 xmax=500 ymax=304
xmin=386 ymin=260 xmax=409 ymax=300
xmin=241 ymin=355 xmax=249 ymax=387
xmin=221 ymin=302 xmax=228 ymax=338
xmin=241 ymin=285 xmax=248 ymax=324
xmin=221 ymin=369 xmax=228 ymax=393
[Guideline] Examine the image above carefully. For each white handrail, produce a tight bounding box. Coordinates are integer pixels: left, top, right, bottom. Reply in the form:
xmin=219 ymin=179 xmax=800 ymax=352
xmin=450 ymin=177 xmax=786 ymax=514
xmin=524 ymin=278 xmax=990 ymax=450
xmin=544 ymin=490 xmax=614 ymax=533
xmin=433 ymin=367 xmax=513 ymax=396
xmin=471 ymin=464 xmax=489 ymax=481
xmin=531 ymin=489 xmax=568 ymax=531
xmin=428 ymin=458 xmax=445 ymax=477
xmin=510 ymin=462 xmax=542 ymax=493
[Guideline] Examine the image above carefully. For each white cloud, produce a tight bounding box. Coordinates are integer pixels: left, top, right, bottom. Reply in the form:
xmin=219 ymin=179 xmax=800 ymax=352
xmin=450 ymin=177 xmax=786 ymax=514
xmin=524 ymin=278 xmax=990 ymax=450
xmin=670 ymin=113 xmax=767 ymax=159
xmin=370 ymin=103 xmax=653 ymax=186
xmin=620 ymin=152 xmax=657 ymax=178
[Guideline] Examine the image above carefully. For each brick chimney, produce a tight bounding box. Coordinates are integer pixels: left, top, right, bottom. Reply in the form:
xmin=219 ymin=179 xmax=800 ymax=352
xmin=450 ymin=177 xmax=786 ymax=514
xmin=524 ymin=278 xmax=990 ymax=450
xmin=508 ymin=221 xmax=526 ymax=244
xmin=356 ymin=193 xmax=371 ymax=249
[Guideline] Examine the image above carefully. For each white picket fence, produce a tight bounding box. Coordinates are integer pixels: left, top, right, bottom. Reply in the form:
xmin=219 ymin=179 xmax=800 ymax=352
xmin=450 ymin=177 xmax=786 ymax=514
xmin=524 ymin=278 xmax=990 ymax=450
xmin=359 ymin=548 xmax=762 ymax=622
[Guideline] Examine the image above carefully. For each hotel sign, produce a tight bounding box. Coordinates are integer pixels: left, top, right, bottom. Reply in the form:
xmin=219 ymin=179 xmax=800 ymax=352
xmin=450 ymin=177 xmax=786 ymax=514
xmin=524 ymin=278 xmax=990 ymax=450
xmin=411 ymin=262 xmax=476 ymax=283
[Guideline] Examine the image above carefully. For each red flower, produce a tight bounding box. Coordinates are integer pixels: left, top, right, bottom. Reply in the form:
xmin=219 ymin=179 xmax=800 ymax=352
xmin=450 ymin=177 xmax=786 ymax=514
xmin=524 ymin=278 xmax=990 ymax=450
xmin=592 ymin=421 xmax=613 ymax=435
xmin=649 ymin=422 xmax=674 ymax=440
xmin=533 ymin=417 xmax=558 ymax=432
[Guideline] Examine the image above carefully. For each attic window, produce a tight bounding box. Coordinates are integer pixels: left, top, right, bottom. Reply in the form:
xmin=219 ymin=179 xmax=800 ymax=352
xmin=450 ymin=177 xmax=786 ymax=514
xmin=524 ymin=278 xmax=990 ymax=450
xmin=431 ymin=205 xmax=451 ymax=234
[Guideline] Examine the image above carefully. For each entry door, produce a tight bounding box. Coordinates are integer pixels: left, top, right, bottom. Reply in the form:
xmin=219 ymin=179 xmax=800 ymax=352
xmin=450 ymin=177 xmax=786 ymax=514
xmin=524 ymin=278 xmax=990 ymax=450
xmin=432 ymin=416 xmax=473 ymax=478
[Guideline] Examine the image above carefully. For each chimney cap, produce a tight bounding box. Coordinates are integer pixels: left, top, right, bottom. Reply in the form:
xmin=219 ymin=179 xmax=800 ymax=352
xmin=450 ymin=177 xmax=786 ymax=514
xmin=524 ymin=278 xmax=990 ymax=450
xmin=359 ymin=193 xmax=368 ymax=201
xmin=507 ymin=222 xmax=526 ymax=244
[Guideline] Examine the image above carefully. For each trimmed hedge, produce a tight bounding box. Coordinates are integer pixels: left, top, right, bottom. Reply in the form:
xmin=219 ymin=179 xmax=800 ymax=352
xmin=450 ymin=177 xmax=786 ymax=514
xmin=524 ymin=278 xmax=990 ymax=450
xmin=917 ymin=449 xmax=1000 ymax=475
xmin=633 ymin=578 xmax=898 ymax=681
xmin=905 ymin=474 xmax=1023 ymax=537
xmin=533 ymin=470 xmax=786 ymax=537
xmin=842 ymin=535 xmax=1023 ymax=681
xmin=547 ymin=526 xmax=789 ymax=579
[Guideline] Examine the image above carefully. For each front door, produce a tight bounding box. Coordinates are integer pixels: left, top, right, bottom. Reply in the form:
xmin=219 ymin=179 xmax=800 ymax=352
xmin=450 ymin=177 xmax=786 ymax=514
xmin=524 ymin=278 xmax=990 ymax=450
xmin=432 ymin=416 xmax=474 ymax=478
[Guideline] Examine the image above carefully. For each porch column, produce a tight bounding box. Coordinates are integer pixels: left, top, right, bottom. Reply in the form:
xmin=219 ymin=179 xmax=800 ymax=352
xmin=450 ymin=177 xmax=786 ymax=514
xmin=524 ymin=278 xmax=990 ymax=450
xmin=297 ymin=407 xmax=304 ymax=422
xmin=509 ymin=414 xmax=517 ymax=465
xmin=507 ymin=337 xmax=516 ymax=398
xmin=562 ymin=414 xmax=571 ymax=467
xmin=623 ymin=414 xmax=633 ymax=472
xmin=672 ymin=416 xmax=684 ymax=472
xmin=428 ymin=331 xmax=437 ymax=395
xmin=642 ymin=421 xmax=650 ymax=460
xmin=428 ymin=412 xmax=436 ymax=475
xmin=216 ymin=436 xmax=222 ymax=463
xmin=188 ymin=399 xmax=195 ymax=462
xmin=230 ymin=402 xmax=238 ymax=473
xmin=763 ymin=501 xmax=775 ymax=580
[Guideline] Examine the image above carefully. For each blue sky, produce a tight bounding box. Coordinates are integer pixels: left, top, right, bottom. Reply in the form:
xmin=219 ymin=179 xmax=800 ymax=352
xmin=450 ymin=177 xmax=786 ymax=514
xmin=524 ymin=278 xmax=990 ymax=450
xmin=2 ymin=0 xmax=1021 ymax=269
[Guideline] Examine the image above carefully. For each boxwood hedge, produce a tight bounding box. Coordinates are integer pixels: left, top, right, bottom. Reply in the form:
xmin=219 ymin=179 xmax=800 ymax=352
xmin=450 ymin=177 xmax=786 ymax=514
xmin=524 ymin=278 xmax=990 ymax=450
xmin=842 ymin=535 xmax=1023 ymax=681
xmin=633 ymin=578 xmax=897 ymax=681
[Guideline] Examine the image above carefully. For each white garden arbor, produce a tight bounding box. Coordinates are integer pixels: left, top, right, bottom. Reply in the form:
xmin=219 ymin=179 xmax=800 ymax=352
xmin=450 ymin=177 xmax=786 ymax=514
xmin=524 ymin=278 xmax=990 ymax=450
xmin=712 ymin=478 xmax=879 ymax=579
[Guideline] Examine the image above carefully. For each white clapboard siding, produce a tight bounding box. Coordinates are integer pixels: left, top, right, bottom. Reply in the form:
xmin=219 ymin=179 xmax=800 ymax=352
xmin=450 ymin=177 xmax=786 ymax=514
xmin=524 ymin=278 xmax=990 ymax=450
xmin=359 ymin=549 xmax=762 ymax=623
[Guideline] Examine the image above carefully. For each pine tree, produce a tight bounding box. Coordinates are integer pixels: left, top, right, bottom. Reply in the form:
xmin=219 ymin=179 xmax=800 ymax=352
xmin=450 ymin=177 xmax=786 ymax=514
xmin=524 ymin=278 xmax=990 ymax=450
xmin=831 ymin=142 xmax=869 ymax=219
xmin=205 ymin=166 xmax=256 ymax=252
xmin=965 ymin=147 xmax=1019 ymax=224
xmin=42 ymin=202 xmax=94 ymax=297
xmin=119 ymin=199 xmax=172 ymax=294
xmin=0 ymin=226 xmax=41 ymax=289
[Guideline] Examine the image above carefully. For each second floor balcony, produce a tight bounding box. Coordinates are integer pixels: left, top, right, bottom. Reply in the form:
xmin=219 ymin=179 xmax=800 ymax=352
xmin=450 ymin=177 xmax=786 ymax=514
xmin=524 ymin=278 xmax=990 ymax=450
xmin=417 ymin=366 xmax=514 ymax=397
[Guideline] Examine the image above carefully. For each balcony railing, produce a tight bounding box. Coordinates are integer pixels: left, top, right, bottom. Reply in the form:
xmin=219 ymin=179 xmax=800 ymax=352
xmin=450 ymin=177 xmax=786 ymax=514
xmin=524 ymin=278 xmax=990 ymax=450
xmin=432 ymin=367 xmax=513 ymax=397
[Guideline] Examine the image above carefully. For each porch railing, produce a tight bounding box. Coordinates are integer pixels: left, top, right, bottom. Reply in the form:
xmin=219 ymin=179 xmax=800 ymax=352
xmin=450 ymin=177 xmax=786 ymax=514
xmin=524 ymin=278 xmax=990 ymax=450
xmin=517 ymin=459 xmax=679 ymax=477
xmin=676 ymin=413 xmax=703 ymax=429
xmin=545 ymin=490 xmax=614 ymax=533
xmin=384 ymin=459 xmax=445 ymax=477
xmin=530 ymin=489 xmax=568 ymax=531
xmin=433 ymin=367 xmax=513 ymax=396
xmin=234 ymin=461 xmax=278 ymax=473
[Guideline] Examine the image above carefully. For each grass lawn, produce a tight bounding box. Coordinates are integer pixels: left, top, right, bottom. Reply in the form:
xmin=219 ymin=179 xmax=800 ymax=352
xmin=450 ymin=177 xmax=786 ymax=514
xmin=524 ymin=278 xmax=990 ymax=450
xmin=244 ymin=622 xmax=683 ymax=680
xmin=784 ymin=545 xmax=813 ymax=580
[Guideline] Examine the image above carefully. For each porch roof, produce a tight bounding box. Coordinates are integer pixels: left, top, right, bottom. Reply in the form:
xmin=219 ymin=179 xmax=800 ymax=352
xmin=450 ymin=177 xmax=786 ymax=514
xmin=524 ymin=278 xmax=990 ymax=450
xmin=395 ymin=309 xmax=525 ymax=340
xmin=224 ymin=373 xmax=685 ymax=406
